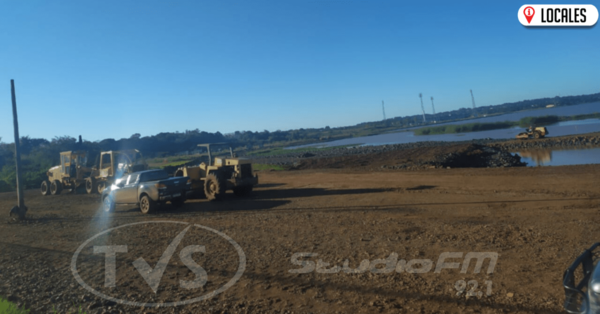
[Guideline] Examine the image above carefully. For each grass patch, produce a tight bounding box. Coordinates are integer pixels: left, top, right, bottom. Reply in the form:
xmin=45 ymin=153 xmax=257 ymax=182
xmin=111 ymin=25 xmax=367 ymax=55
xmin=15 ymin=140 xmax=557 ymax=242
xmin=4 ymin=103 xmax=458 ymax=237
xmin=518 ymin=115 xmax=560 ymax=127
xmin=0 ymin=297 xmax=29 ymax=314
xmin=0 ymin=297 xmax=88 ymax=314
xmin=253 ymin=164 xmax=287 ymax=171
xmin=146 ymin=156 xmax=198 ymax=168
xmin=414 ymin=121 xmax=516 ymax=135
xmin=248 ymin=144 xmax=359 ymax=157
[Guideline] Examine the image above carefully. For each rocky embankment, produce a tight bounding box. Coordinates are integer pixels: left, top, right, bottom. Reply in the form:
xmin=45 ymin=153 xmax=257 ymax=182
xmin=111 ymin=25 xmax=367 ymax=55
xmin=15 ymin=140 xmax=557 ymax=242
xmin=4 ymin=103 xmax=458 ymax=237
xmin=247 ymin=133 xmax=600 ymax=170
xmin=250 ymin=141 xmax=455 ymax=166
xmin=250 ymin=143 xmax=526 ymax=170
xmin=381 ymin=144 xmax=526 ymax=170
xmin=489 ymin=133 xmax=600 ymax=150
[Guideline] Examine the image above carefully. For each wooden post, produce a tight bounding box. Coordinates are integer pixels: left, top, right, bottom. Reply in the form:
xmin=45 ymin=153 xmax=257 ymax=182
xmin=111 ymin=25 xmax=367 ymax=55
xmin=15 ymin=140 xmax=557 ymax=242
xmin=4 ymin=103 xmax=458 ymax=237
xmin=10 ymin=79 xmax=26 ymax=219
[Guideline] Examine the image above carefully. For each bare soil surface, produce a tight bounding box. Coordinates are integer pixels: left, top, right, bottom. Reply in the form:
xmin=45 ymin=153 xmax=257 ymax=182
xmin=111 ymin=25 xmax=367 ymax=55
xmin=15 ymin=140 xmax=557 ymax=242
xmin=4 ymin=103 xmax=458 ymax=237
xmin=1 ymin=164 xmax=599 ymax=313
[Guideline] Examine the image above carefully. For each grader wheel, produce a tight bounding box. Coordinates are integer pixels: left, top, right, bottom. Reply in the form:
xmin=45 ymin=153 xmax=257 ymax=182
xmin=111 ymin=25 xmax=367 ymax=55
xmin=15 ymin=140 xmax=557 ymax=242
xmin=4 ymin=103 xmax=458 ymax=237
xmin=97 ymin=181 xmax=106 ymax=194
xmin=50 ymin=180 xmax=63 ymax=195
xmin=40 ymin=180 xmax=50 ymax=196
xmin=85 ymin=177 xmax=97 ymax=194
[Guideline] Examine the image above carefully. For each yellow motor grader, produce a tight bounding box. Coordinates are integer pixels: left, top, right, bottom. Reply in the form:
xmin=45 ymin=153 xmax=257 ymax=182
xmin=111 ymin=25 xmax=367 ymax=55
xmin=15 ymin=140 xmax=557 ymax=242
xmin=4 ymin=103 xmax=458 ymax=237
xmin=41 ymin=151 xmax=93 ymax=195
xmin=42 ymin=150 xmax=147 ymax=195
xmin=85 ymin=149 xmax=147 ymax=194
xmin=173 ymin=143 xmax=258 ymax=200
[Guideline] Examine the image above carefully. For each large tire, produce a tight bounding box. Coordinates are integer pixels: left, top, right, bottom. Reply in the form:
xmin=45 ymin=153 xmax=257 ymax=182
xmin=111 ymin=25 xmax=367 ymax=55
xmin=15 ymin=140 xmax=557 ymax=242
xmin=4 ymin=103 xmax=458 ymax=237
xmin=97 ymin=181 xmax=106 ymax=194
xmin=233 ymin=185 xmax=253 ymax=196
xmin=102 ymin=195 xmax=115 ymax=212
xmin=534 ymin=132 xmax=540 ymax=139
xmin=139 ymin=195 xmax=157 ymax=214
xmin=204 ymin=173 xmax=226 ymax=201
xmin=41 ymin=180 xmax=50 ymax=196
xmin=85 ymin=177 xmax=97 ymax=194
xmin=50 ymin=180 xmax=62 ymax=195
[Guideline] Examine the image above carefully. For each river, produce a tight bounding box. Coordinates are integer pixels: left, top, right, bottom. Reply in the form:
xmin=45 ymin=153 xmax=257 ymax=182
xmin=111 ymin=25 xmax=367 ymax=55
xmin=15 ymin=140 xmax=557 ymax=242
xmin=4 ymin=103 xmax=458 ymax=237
xmin=514 ymin=147 xmax=600 ymax=167
xmin=290 ymin=102 xmax=600 ymax=149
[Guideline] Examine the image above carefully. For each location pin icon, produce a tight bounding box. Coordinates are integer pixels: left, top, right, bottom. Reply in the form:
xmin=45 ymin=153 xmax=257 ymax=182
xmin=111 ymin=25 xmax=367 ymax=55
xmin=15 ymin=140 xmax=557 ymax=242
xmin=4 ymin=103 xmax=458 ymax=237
xmin=523 ymin=6 xmax=535 ymax=23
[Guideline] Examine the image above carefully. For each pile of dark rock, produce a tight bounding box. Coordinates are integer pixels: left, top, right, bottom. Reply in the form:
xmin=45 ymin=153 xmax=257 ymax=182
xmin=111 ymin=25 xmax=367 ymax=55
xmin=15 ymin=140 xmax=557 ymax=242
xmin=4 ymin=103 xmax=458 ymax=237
xmin=435 ymin=144 xmax=526 ymax=168
xmin=380 ymin=144 xmax=526 ymax=170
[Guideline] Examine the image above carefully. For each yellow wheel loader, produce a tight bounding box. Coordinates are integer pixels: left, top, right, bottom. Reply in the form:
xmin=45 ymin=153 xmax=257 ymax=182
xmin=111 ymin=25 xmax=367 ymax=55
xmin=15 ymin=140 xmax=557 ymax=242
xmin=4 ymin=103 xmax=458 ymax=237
xmin=516 ymin=126 xmax=549 ymax=139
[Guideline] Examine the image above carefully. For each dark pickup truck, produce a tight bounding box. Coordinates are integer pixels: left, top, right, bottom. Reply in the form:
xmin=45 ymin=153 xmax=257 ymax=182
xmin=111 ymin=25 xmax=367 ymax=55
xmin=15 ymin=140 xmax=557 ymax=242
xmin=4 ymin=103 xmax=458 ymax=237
xmin=564 ymin=242 xmax=600 ymax=314
xmin=101 ymin=169 xmax=192 ymax=214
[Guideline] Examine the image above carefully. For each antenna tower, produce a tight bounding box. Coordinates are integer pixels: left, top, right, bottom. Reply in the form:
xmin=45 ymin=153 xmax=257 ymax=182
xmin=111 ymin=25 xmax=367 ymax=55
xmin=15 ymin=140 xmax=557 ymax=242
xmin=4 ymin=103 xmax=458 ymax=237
xmin=419 ymin=93 xmax=427 ymax=122
xmin=430 ymin=96 xmax=436 ymax=122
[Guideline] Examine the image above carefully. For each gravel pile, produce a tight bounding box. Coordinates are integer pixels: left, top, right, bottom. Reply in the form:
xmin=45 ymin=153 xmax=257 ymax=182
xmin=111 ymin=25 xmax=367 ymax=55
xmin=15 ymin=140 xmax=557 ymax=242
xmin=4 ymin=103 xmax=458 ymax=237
xmin=380 ymin=144 xmax=526 ymax=170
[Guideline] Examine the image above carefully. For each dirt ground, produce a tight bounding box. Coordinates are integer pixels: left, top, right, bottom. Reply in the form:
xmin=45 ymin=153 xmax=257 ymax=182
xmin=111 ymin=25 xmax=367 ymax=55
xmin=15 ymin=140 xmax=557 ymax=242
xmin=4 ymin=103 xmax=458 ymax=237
xmin=1 ymin=164 xmax=600 ymax=313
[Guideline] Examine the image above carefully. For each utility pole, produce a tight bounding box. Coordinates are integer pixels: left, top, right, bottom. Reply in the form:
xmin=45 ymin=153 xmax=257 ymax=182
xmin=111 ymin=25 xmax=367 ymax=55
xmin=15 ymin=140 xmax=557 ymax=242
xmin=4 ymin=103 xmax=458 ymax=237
xmin=430 ymin=97 xmax=436 ymax=122
xmin=9 ymin=80 xmax=27 ymax=220
xmin=419 ymin=93 xmax=427 ymax=123
xmin=381 ymin=100 xmax=386 ymax=120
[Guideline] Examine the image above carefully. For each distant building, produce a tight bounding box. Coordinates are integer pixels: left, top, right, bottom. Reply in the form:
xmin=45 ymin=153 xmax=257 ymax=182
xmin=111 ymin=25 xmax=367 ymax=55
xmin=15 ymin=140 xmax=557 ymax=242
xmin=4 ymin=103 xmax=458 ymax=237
xmin=546 ymin=104 xmax=555 ymax=108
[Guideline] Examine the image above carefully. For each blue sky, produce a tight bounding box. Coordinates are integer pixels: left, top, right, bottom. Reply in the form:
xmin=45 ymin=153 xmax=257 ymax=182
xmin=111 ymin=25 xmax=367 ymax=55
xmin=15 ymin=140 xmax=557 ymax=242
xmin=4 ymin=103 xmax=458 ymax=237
xmin=1 ymin=0 xmax=599 ymax=141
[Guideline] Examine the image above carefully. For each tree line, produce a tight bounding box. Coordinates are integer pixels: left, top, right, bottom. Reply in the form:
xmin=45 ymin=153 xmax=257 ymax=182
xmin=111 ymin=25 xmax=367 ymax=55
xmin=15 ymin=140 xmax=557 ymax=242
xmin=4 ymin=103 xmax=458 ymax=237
xmin=1 ymin=92 xmax=599 ymax=192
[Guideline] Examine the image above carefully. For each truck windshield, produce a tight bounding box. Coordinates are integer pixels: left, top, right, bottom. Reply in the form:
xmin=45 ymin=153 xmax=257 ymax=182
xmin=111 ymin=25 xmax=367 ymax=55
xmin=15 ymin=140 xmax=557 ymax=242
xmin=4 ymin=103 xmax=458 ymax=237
xmin=140 ymin=170 xmax=169 ymax=182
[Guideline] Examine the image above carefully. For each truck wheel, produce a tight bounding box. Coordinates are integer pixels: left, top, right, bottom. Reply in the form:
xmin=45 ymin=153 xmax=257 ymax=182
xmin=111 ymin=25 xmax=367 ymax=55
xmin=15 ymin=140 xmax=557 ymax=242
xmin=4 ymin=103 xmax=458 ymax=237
xmin=41 ymin=180 xmax=50 ymax=196
xmin=85 ymin=178 xmax=97 ymax=194
xmin=50 ymin=180 xmax=62 ymax=195
xmin=139 ymin=195 xmax=157 ymax=214
xmin=233 ymin=185 xmax=253 ymax=196
xmin=534 ymin=132 xmax=540 ymax=139
xmin=102 ymin=195 xmax=115 ymax=212
xmin=204 ymin=173 xmax=226 ymax=201
xmin=97 ymin=181 xmax=106 ymax=194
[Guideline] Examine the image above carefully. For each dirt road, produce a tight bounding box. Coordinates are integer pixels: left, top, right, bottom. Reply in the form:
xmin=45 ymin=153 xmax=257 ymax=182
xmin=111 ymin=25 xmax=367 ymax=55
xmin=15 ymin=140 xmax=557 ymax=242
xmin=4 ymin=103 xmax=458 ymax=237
xmin=1 ymin=165 xmax=599 ymax=313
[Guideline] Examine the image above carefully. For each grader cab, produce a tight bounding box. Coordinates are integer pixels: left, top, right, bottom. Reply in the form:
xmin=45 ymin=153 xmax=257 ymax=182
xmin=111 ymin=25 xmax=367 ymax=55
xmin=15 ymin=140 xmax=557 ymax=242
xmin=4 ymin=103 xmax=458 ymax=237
xmin=85 ymin=149 xmax=147 ymax=194
xmin=41 ymin=151 xmax=92 ymax=195
xmin=174 ymin=143 xmax=258 ymax=200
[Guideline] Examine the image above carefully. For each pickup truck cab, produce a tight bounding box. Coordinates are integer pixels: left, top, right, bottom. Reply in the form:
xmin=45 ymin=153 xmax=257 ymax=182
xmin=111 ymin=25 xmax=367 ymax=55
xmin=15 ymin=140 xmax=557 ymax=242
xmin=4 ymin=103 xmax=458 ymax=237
xmin=564 ymin=242 xmax=600 ymax=313
xmin=101 ymin=169 xmax=192 ymax=214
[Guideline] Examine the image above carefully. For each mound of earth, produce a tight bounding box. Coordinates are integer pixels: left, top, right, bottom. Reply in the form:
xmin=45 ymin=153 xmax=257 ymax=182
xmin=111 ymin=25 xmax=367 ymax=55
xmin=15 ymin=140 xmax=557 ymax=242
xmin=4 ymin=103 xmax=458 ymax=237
xmin=292 ymin=144 xmax=525 ymax=171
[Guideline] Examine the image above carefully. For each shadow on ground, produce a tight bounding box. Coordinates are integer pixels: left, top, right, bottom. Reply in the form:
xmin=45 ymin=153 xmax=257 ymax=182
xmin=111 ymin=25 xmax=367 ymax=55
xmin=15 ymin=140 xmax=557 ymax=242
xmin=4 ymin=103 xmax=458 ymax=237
xmin=251 ymin=187 xmax=394 ymax=199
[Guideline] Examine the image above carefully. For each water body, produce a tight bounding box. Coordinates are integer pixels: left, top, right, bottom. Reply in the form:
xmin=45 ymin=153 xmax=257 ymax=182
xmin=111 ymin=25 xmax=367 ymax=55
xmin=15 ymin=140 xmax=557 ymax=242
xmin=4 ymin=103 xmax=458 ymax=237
xmin=514 ymin=147 xmax=600 ymax=167
xmin=290 ymin=102 xmax=600 ymax=149
xmin=407 ymin=101 xmax=600 ymax=128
